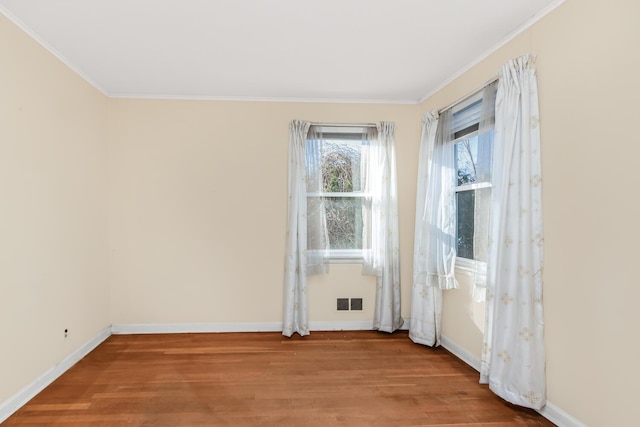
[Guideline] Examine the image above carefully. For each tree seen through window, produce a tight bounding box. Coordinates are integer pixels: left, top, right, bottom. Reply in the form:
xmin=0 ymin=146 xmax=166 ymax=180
xmin=321 ymin=141 xmax=363 ymax=250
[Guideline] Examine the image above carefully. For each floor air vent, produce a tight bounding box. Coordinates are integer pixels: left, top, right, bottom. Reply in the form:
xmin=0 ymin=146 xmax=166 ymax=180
xmin=350 ymin=298 xmax=363 ymax=311
xmin=337 ymin=298 xmax=363 ymax=311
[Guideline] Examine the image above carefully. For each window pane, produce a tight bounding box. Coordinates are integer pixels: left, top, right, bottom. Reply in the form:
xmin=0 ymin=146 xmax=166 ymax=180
xmin=321 ymin=141 xmax=363 ymax=192
xmin=325 ymin=197 xmax=363 ymax=250
xmin=306 ymin=133 xmax=369 ymax=254
xmin=473 ymin=187 xmax=491 ymax=263
xmin=455 ymin=134 xmax=492 ymax=186
xmin=456 ymin=190 xmax=475 ymax=260
xmin=455 ymin=188 xmax=491 ymax=262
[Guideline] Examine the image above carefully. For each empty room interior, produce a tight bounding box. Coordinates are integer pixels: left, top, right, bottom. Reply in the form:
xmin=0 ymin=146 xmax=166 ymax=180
xmin=1 ymin=0 xmax=638 ymax=426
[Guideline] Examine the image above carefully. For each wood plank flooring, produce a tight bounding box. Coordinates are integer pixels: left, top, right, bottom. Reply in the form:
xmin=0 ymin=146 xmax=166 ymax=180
xmin=4 ymin=331 xmax=554 ymax=426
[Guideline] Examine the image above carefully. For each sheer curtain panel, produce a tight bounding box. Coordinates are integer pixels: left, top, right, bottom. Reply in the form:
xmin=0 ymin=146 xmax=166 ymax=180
xmin=480 ymin=55 xmax=546 ymax=410
xmin=471 ymin=82 xmax=498 ymax=302
xmin=409 ymin=111 xmax=445 ymax=346
xmin=418 ymin=109 xmax=457 ymax=292
xmin=283 ymin=120 xmax=329 ymax=337
xmin=362 ymin=122 xmax=403 ymax=333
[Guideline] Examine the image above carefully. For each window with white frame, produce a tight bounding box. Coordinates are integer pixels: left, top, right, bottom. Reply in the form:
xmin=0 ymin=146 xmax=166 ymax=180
xmin=452 ymin=94 xmax=494 ymax=271
xmin=306 ymin=126 xmax=371 ymax=261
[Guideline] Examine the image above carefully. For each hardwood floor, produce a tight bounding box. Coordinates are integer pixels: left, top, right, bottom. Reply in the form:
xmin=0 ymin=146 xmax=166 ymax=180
xmin=4 ymin=331 xmax=554 ymax=426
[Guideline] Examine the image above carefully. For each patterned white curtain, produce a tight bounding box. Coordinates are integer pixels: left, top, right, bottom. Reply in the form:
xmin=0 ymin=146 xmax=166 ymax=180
xmin=480 ymin=55 xmax=546 ymax=410
xmin=409 ymin=111 xmax=445 ymax=346
xmin=282 ymin=120 xmax=329 ymax=337
xmin=362 ymin=122 xmax=403 ymax=333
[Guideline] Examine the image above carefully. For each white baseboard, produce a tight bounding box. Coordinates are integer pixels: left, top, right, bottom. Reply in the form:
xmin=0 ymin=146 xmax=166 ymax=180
xmin=440 ymin=335 xmax=482 ymax=371
xmin=0 ymin=326 xmax=112 ymax=424
xmin=538 ymin=402 xmax=586 ymax=427
xmin=440 ymin=334 xmax=585 ymax=427
xmin=112 ymin=320 xmax=409 ymax=335
xmin=111 ymin=322 xmax=283 ymax=334
xmin=310 ymin=320 xmax=410 ymax=333
xmin=310 ymin=320 xmax=373 ymax=331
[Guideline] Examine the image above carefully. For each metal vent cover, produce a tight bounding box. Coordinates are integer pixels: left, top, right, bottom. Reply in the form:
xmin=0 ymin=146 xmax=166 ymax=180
xmin=337 ymin=298 xmax=349 ymax=311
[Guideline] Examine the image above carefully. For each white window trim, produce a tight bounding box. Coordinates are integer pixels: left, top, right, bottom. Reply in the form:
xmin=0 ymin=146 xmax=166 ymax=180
xmin=307 ymin=127 xmax=371 ymax=263
xmin=452 ymin=128 xmax=479 ymax=144
xmin=452 ymin=92 xmax=483 ymax=114
xmin=454 ymin=181 xmax=491 ymax=193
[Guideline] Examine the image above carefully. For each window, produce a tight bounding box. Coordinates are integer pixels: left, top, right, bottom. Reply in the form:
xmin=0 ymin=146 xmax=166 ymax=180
xmin=306 ymin=126 xmax=371 ymax=261
xmin=451 ymin=93 xmax=494 ymax=272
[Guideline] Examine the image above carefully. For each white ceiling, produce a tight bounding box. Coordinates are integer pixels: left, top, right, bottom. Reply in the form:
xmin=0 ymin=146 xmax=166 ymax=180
xmin=0 ymin=0 xmax=562 ymax=103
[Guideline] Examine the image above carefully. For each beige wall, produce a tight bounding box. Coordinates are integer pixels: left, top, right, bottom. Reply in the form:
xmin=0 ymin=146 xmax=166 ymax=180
xmin=0 ymin=15 xmax=110 ymax=403
xmin=3 ymin=0 xmax=638 ymax=425
xmin=421 ymin=0 xmax=640 ymax=425
xmin=107 ymin=99 xmax=419 ymax=325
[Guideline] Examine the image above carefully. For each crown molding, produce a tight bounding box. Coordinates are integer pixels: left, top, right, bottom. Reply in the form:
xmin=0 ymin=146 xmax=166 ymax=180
xmin=108 ymin=93 xmax=418 ymax=105
xmin=0 ymin=5 xmax=110 ymax=97
xmin=417 ymin=0 xmax=567 ymax=104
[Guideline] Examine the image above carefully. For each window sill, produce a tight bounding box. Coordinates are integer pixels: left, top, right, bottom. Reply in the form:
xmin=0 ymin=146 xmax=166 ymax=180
xmin=329 ymin=257 xmax=363 ymax=264
xmin=309 ymin=249 xmax=367 ymax=264
xmin=455 ymin=257 xmax=487 ymax=279
xmin=328 ymin=249 xmax=364 ymax=264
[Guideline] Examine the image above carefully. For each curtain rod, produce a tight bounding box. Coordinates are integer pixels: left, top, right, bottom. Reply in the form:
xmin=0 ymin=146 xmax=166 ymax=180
xmin=310 ymin=122 xmax=377 ymax=128
xmin=437 ymin=76 xmax=499 ymax=114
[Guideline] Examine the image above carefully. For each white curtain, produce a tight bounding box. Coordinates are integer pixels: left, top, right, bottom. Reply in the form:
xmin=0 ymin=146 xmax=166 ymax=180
xmin=409 ymin=109 xmax=458 ymax=346
xmin=480 ymin=55 xmax=546 ymax=410
xmin=362 ymin=122 xmax=403 ymax=333
xmin=282 ymin=120 xmax=329 ymax=337
xmin=410 ymin=84 xmax=497 ymax=346
xmin=409 ymin=111 xmax=446 ymax=346
xmin=472 ymin=81 xmax=498 ymax=301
